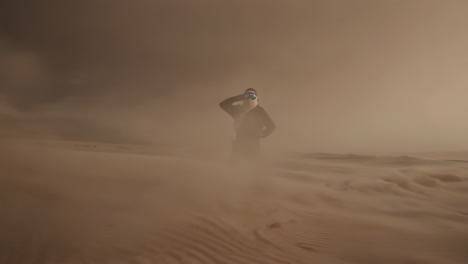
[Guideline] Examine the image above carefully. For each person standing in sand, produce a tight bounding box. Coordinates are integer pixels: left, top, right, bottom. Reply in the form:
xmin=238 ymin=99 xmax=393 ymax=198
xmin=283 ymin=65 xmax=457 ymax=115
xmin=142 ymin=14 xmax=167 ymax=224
xmin=219 ymin=88 xmax=276 ymax=157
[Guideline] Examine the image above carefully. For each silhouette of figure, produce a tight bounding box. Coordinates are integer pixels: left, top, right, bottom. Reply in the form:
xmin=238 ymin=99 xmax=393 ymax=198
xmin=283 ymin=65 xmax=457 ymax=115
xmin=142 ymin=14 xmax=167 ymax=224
xmin=219 ymin=88 xmax=276 ymax=157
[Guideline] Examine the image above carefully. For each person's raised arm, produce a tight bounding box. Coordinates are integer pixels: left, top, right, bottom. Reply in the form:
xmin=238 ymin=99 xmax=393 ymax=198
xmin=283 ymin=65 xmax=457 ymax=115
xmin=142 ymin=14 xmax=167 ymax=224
xmin=219 ymin=94 xmax=244 ymax=117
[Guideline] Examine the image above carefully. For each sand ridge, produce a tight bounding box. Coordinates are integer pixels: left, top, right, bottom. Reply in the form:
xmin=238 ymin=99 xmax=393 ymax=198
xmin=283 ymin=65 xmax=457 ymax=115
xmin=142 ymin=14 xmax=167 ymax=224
xmin=1 ymin=140 xmax=467 ymax=264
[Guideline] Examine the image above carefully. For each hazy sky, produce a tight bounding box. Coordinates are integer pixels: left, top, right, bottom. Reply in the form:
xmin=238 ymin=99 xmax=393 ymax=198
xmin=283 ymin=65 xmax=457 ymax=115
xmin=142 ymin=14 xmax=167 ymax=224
xmin=1 ymin=0 xmax=468 ymax=153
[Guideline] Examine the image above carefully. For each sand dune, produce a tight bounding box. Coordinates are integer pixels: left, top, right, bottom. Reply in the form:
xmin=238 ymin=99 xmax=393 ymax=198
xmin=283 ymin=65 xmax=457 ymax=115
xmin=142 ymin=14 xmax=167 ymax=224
xmin=1 ymin=140 xmax=467 ymax=264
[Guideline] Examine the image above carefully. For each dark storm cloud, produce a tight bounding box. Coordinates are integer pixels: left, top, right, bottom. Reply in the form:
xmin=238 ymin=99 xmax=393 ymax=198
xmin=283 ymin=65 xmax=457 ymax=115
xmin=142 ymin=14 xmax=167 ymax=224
xmin=1 ymin=0 xmax=468 ymax=151
xmin=0 ymin=0 xmax=411 ymax=108
xmin=0 ymin=0 xmax=323 ymax=109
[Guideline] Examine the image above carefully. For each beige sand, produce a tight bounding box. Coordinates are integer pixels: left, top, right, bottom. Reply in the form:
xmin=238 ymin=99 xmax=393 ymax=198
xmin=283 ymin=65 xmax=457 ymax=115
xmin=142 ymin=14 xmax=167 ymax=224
xmin=1 ymin=140 xmax=467 ymax=264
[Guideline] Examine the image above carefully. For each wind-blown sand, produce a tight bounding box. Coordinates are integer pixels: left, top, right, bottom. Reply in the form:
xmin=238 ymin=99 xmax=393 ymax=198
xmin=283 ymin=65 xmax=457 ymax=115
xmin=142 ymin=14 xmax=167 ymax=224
xmin=1 ymin=140 xmax=467 ymax=264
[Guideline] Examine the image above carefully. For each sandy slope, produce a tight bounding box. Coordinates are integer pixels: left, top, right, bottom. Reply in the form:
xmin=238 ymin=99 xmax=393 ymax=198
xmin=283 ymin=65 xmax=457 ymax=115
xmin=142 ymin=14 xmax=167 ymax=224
xmin=1 ymin=140 xmax=467 ymax=264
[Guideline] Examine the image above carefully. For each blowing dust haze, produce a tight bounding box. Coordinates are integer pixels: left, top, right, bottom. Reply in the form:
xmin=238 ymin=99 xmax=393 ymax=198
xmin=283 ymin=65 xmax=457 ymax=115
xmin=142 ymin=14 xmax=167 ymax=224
xmin=1 ymin=1 xmax=468 ymax=264
xmin=1 ymin=0 xmax=468 ymax=153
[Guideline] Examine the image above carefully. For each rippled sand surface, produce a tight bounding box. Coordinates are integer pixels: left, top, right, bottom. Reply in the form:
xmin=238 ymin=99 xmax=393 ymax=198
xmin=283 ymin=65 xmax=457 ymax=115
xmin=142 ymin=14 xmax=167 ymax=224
xmin=1 ymin=140 xmax=467 ymax=264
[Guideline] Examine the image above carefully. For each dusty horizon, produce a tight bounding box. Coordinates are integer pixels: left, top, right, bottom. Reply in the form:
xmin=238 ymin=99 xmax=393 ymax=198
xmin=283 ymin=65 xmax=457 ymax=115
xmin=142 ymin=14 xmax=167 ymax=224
xmin=2 ymin=0 xmax=468 ymax=153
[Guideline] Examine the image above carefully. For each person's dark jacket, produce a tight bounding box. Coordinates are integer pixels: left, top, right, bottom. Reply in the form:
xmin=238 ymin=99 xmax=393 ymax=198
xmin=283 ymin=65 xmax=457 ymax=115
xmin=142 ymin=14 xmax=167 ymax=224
xmin=219 ymin=95 xmax=276 ymax=140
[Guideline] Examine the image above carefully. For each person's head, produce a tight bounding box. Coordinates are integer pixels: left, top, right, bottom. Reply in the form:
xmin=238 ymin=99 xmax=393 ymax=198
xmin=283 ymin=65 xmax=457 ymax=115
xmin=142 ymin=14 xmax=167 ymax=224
xmin=242 ymin=88 xmax=258 ymax=108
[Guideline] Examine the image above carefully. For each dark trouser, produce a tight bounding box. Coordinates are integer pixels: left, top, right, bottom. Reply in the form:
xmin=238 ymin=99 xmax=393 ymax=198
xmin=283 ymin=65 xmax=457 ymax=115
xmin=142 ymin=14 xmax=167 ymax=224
xmin=232 ymin=138 xmax=260 ymax=158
